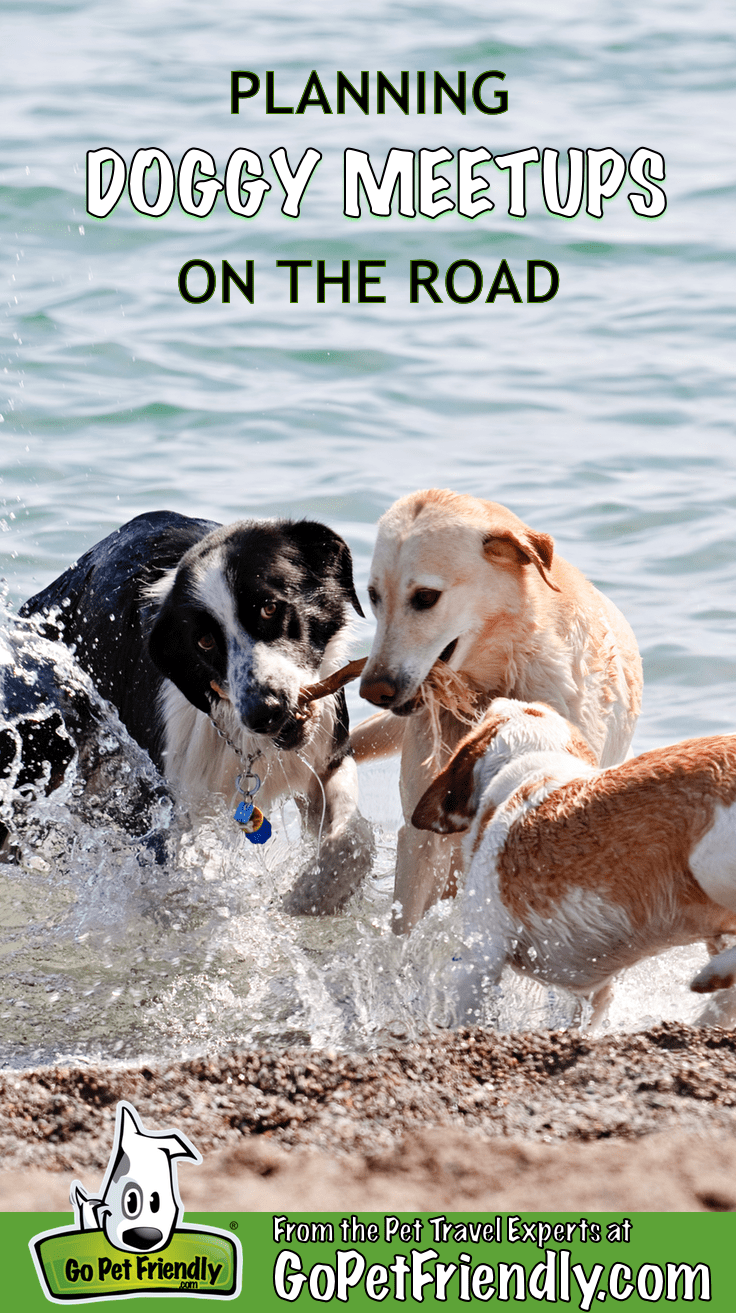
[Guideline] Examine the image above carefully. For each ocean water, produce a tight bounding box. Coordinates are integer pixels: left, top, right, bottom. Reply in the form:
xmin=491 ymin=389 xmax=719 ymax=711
xmin=1 ymin=0 xmax=735 ymax=1067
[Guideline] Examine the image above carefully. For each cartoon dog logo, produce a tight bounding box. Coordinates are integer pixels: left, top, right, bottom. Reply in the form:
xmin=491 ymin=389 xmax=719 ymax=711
xmin=70 ymin=1100 xmax=201 ymax=1253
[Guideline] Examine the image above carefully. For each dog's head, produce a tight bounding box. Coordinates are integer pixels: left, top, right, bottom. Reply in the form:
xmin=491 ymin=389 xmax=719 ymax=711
xmin=359 ymin=490 xmax=559 ymax=715
xmin=148 ymin=519 xmax=363 ymax=749
xmin=76 ymin=1102 xmax=199 ymax=1253
xmin=411 ymin=697 xmax=592 ymax=832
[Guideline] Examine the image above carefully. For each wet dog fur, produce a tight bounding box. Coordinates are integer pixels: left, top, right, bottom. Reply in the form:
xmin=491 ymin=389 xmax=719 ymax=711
xmin=353 ymin=490 xmax=643 ymax=933
xmin=20 ymin=510 xmax=373 ymax=913
xmin=413 ymin=698 xmax=736 ymax=1026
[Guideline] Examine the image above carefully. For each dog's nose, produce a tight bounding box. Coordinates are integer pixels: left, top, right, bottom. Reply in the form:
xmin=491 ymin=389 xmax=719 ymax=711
xmin=122 ymin=1227 xmax=164 ymax=1251
xmin=246 ymin=697 xmax=288 ymax=736
xmin=360 ymin=676 xmax=397 ymax=706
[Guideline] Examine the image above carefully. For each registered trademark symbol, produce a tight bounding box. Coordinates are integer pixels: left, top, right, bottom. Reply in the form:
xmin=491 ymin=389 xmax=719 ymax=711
xmin=230 ymin=1220 xmax=238 ymax=1230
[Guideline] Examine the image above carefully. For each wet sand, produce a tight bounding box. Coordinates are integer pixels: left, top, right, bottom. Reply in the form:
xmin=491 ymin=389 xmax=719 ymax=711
xmin=2 ymin=1022 xmax=736 ymax=1213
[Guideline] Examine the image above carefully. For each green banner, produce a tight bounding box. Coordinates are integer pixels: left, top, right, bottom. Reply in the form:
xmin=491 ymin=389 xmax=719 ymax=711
xmin=7 ymin=1210 xmax=734 ymax=1309
xmin=31 ymin=1223 xmax=239 ymax=1301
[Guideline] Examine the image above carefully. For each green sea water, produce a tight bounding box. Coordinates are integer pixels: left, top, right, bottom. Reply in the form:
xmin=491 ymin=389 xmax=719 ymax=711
xmin=1 ymin=0 xmax=735 ymax=1063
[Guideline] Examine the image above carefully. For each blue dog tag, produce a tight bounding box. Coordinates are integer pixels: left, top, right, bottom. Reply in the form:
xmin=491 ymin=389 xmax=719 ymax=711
xmin=232 ymin=760 xmax=271 ymax=845
xmin=246 ymin=817 xmax=272 ymax=845
xmin=234 ymin=799 xmax=254 ymax=826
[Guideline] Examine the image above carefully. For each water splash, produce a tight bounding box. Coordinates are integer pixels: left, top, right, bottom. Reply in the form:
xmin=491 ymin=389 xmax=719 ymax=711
xmin=0 ymin=609 xmax=717 ymax=1070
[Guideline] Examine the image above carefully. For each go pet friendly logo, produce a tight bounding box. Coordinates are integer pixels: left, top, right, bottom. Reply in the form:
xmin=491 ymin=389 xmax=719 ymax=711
xmin=30 ymin=1100 xmax=242 ymax=1302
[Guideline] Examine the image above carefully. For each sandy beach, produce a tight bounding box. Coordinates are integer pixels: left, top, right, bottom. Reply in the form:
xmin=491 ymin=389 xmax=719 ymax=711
xmin=2 ymin=1021 xmax=735 ymax=1214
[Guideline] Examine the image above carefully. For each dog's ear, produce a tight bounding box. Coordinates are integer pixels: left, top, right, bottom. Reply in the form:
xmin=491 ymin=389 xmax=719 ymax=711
xmin=411 ymin=732 xmax=488 ymax=834
xmin=482 ymin=521 xmax=561 ymax=593
xmin=148 ymin=600 xmax=213 ymax=715
xmin=288 ymin=521 xmax=364 ymax=617
xmin=412 ymin=711 xmax=507 ymax=832
xmin=412 ymin=759 xmax=475 ymax=833
xmin=71 ymin=1181 xmax=104 ymax=1232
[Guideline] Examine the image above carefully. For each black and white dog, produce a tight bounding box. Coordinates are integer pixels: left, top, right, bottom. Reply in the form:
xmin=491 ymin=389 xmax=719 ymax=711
xmin=20 ymin=510 xmax=374 ymax=913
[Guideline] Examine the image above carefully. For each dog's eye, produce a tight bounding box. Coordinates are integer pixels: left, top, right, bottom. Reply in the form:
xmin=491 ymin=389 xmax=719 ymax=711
xmin=367 ymin=586 xmax=379 ymax=607
xmin=260 ymin=600 xmax=277 ymax=619
xmin=197 ymin=634 xmax=217 ymax=652
xmin=149 ymin=1191 xmax=160 ymax=1214
xmin=122 ymin=1183 xmax=143 ymax=1219
xmin=411 ymin=589 xmax=441 ymax=610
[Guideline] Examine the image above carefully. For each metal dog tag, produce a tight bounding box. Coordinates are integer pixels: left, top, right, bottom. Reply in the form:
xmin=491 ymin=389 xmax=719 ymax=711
xmin=234 ymin=799 xmax=254 ymax=826
xmin=244 ymin=809 xmax=272 ymax=845
xmin=233 ymin=763 xmax=271 ymax=844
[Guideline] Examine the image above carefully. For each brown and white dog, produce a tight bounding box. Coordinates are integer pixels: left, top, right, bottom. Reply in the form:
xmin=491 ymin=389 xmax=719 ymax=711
xmin=352 ymin=490 xmax=643 ymax=933
xmin=412 ymin=698 xmax=736 ymax=1025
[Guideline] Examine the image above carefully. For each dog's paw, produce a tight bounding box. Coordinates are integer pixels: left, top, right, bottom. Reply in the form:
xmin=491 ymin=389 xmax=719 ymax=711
xmin=690 ymin=944 xmax=736 ymax=994
xmin=282 ymin=819 xmax=375 ymax=916
xmin=282 ymin=869 xmax=343 ymax=916
xmin=690 ymin=970 xmax=736 ymax=994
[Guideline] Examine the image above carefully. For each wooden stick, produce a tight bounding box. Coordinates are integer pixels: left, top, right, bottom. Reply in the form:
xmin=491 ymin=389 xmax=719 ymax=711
xmin=210 ymin=659 xmax=367 ymax=712
xmin=297 ymin=657 xmax=367 ymax=710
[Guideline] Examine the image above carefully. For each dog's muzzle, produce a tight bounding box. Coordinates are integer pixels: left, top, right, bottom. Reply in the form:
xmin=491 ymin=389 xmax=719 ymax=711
xmin=359 ymin=673 xmax=419 ymax=716
xmin=244 ymin=694 xmax=290 ymax=737
xmin=246 ymin=695 xmax=314 ymax=750
xmin=211 ymin=680 xmax=313 ymax=750
xmin=359 ymin=674 xmax=402 ymax=708
xmin=272 ymin=712 xmax=311 ymax=750
xmin=360 ymin=638 xmax=460 ymax=715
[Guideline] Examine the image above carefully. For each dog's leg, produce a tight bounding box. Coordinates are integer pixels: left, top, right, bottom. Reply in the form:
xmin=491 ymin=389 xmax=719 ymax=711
xmin=282 ymin=755 xmax=375 ymax=916
xmin=350 ymin=711 xmax=406 ymax=763
xmin=391 ymin=824 xmax=463 ymax=935
xmin=691 ymin=939 xmax=736 ymax=1026
xmin=691 ymin=942 xmax=736 ymax=994
xmin=586 ymin=981 xmax=615 ymax=1030
xmin=390 ymin=705 xmax=469 ymax=934
xmin=446 ymin=929 xmax=508 ymax=1026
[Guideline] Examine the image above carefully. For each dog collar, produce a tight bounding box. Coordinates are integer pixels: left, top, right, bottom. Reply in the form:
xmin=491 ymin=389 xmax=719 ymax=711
xmin=207 ymin=711 xmax=272 ymax=845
